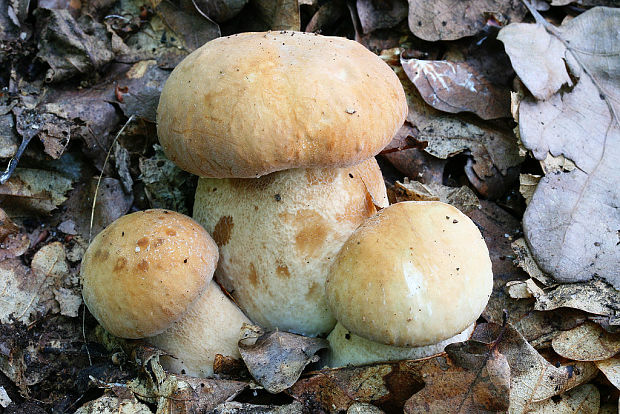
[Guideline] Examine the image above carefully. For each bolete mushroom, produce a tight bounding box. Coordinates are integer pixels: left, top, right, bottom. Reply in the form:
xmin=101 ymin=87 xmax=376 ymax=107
xmin=156 ymin=31 xmax=407 ymax=178
xmin=194 ymin=158 xmax=388 ymax=336
xmin=325 ymin=201 xmax=493 ymax=366
xmin=155 ymin=31 xmax=407 ymax=336
xmin=80 ymin=209 xmax=250 ymax=377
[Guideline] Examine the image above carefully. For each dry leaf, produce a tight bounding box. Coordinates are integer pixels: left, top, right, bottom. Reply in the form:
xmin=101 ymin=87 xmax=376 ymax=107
xmin=74 ymin=394 xmax=152 ymax=414
xmin=499 ymin=7 xmax=620 ymax=288
xmin=472 ymin=324 xmax=599 ymax=413
xmin=0 ymin=208 xmax=29 ymax=260
xmin=511 ymin=238 xmax=555 ymax=286
xmin=238 ymin=324 xmax=328 ymax=394
xmin=388 ymin=179 xmax=480 ymax=213
xmin=595 ymin=356 xmax=619 ymax=390
xmin=533 ymin=278 xmax=620 ymax=325
xmin=152 ymin=0 xmax=220 ymax=52
xmin=401 ymin=58 xmax=510 ymax=120
xmin=552 ymin=322 xmax=620 ymax=362
xmin=383 ymin=49 xmax=522 ymax=192
xmin=0 ymin=168 xmax=73 ymax=214
xmin=253 ymin=0 xmax=300 ymax=30
xmin=356 ymin=0 xmax=407 ymax=34
xmin=192 ymin=0 xmax=248 ymax=22
xmin=115 ymin=60 xmax=170 ymax=122
xmin=526 ymin=384 xmax=600 ymax=414
xmin=212 ymin=401 xmax=305 ymax=413
xmin=407 ymin=0 xmax=527 ymax=41
xmin=35 ymin=9 xmax=114 ymax=82
xmin=518 ymin=174 xmax=540 ymax=206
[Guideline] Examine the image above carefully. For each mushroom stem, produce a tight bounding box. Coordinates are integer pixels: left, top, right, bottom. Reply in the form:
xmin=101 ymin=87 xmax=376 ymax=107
xmin=148 ymin=280 xmax=250 ymax=377
xmin=327 ymin=322 xmax=475 ymax=367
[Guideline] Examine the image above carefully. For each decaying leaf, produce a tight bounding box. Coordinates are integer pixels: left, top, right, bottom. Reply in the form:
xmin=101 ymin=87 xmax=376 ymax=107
xmin=407 ymin=0 xmax=527 ymax=41
xmin=0 ymin=208 xmax=29 ymax=260
xmin=356 ymin=0 xmax=407 ymax=34
xmin=401 ymin=58 xmax=510 ymax=120
xmin=552 ymin=322 xmax=620 ymax=362
xmin=212 ymin=401 xmax=305 ymax=413
xmin=74 ymin=394 xmax=152 ymax=414
xmin=500 ymin=7 xmax=620 ymax=288
xmin=238 ymin=324 xmax=328 ymax=394
xmin=388 ymin=178 xmax=480 ymax=213
xmin=595 ymin=356 xmax=619 ymax=390
xmin=139 ymin=145 xmax=195 ymax=215
xmin=126 ymin=349 xmax=247 ymax=412
xmin=533 ymin=278 xmax=620 ymax=326
xmin=511 ymin=238 xmax=554 ymax=286
xmin=253 ymin=0 xmax=301 ymax=30
xmin=35 ymin=9 xmax=114 ymax=82
xmin=0 ymin=168 xmax=73 ymax=214
xmin=192 ymin=0 xmax=249 ymax=22
xmin=526 ymin=384 xmax=600 ymax=414
xmin=518 ymin=174 xmax=540 ymax=206
xmin=382 ymin=49 xmax=522 ymax=195
xmin=114 ymin=60 xmax=170 ymax=122
xmin=472 ymin=324 xmax=598 ymax=413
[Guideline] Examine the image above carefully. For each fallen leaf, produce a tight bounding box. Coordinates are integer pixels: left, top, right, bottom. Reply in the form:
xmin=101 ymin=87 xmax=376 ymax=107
xmin=511 ymin=238 xmax=555 ymax=286
xmin=388 ymin=178 xmax=481 ymax=213
xmin=518 ymin=174 xmax=541 ymax=206
xmin=471 ymin=324 xmax=599 ymax=413
xmin=356 ymin=0 xmax=407 ymax=34
xmin=151 ymin=0 xmax=220 ymax=52
xmin=500 ymin=7 xmax=620 ymax=288
xmin=0 ymin=208 xmax=29 ymax=260
xmin=552 ymin=322 xmax=620 ymax=362
xmin=192 ymin=0 xmax=248 ymax=22
xmin=526 ymin=384 xmax=600 ymax=414
xmin=212 ymin=401 xmax=305 ymax=413
xmin=0 ymin=168 xmax=73 ymax=214
xmin=34 ymin=9 xmax=114 ymax=82
xmin=0 ymin=113 xmax=19 ymax=159
xmin=595 ymin=356 xmax=619 ymax=390
xmin=407 ymin=0 xmax=527 ymax=41
xmin=139 ymin=145 xmax=195 ymax=215
xmin=238 ymin=324 xmax=328 ymax=394
xmin=114 ymin=60 xmax=170 ymax=122
xmin=253 ymin=0 xmax=300 ymax=30
xmin=401 ymin=58 xmax=510 ymax=120
xmin=383 ymin=49 xmax=523 ymax=195
xmin=74 ymin=394 xmax=152 ymax=414
xmin=533 ymin=278 xmax=620 ymax=326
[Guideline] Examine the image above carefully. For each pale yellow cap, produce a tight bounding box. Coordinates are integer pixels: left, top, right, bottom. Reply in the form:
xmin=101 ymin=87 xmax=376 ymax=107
xmin=326 ymin=201 xmax=493 ymax=347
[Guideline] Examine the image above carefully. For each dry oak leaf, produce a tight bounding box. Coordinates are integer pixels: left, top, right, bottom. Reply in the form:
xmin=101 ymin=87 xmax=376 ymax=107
xmin=356 ymin=0 xmax=407 ymax=34
xmin=551 ymin=322 xmax=620 ymax=362
xmin=595 ymin=356 xmax=619 ymax=390
xmin=238 ymin=324 xmax=328 ymax=394
xmin=499 ymin=7 xmax=620 ymax=288
xmin=0 ymin=208 xmax=29 ymax=261
xmin=383 ymin=49 xmax=522 ymax=183
xmin=407 ymin=0 xmax=527 ymax=41
xmin=401 ymin=58 xmax=510 ymax=120
xmin=0 ymin=168 xmax=72 ymax=214
xmin=526 ymin=384 xmax=600 ymax=414
xmin=471 ymin=323 xmax=598 ymax=414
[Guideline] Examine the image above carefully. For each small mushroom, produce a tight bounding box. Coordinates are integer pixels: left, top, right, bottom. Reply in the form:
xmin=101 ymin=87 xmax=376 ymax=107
xmin=325 ymin=201 xmax=493 ymax=366
xmin=80 ymin=209 xmax=250 ymax=377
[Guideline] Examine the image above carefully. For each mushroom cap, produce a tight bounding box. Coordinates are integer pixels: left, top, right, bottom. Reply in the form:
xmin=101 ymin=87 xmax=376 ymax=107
xmin=193 ymin=158 xmax=388 ymax=336
xmin=325 ymin=201 xmax=493 ymax=347
xmin=157 ymin=31 xmax=407 ymax=178
xmin=81 ymin=209 xmax=218 ymax=339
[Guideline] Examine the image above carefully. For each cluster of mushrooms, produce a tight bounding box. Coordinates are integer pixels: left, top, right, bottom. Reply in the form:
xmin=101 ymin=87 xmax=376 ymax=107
xmin=80 ymin=31 xmax=493 ymax=378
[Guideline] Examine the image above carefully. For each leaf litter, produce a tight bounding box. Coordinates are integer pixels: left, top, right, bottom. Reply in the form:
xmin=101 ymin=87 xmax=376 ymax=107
xmin=1 ymin=0 xmax=619 ymax=412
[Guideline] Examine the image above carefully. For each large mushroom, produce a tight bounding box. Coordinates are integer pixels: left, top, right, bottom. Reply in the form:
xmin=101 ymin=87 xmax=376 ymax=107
xmin=325 ymin=201 xmax=493 ymax=366
xmin=156 ymin=31 xmax=407 ymax=336
xmin=80 ymin=209 xmax=250 ymax=377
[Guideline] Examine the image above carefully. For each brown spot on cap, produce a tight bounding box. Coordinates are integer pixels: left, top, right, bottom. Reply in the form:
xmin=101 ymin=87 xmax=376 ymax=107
xmin=166 ymin=228 xmax=177 ymax=236
xmin=137 ymin=259 xmax=149 ymax=271
xmin=213 ymin=216 xmax=234 ymax=247
xmin=94 ymin=249 xmax=109 ymax=262
xmin=113 ymin=257 xmax=127 ymax=272
xmin=137 ymin=237 xmax=149 ymax=248
xmin=276 ymin=265 xmax=290 ymax=278
xmin=248 ymin=263 xmax=259 ymax=287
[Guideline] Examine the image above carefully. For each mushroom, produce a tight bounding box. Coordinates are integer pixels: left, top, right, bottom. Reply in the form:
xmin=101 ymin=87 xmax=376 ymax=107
xmin=80 ymin=209 xmax=250 ymax=377
xmin=155 ymin=31 xmax=407 ymax=336
xmin=325 ymin=201 xmax=493 ymax=366
xmin=194 ymin=158 xmax=388 ymax=336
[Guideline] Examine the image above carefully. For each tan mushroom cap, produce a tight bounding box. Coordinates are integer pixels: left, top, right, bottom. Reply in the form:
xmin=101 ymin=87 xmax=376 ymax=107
xmin=81 ymin=209 xmax=218 ymax=339
xmin=326 ymin=201 xmax=493 ymax=347
xmin=157 ymin=31 xmax=407 ymax=178
xmin=193 ymin=158 xmax=388 ymax=336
